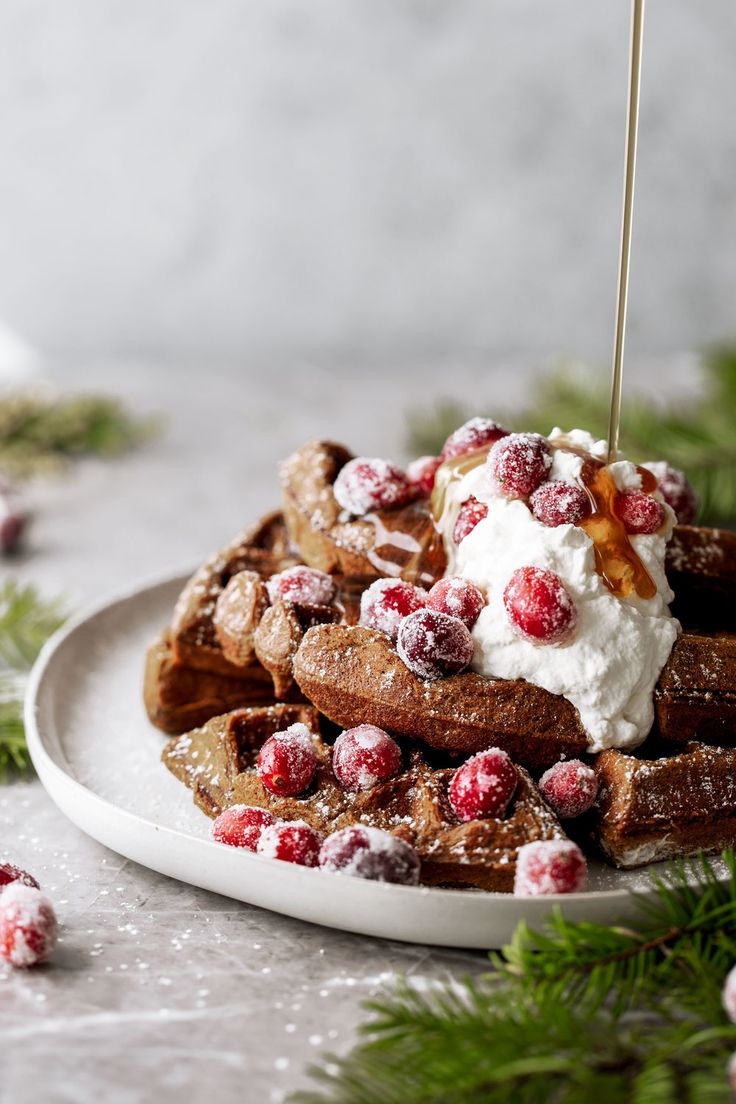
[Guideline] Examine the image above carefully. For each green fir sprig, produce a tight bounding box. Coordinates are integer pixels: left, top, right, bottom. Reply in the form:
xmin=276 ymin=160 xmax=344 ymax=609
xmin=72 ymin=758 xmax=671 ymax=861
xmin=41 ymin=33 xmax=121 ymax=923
xmin=0 ymin=390 xmax=159 ymax=478
xmin=0 ymin=582 xmax=66 ymax=778
xmin=408 ymin=345 xmax=736 ymax=529
xmin=296 ymin=852 xmax=736 ymax=1104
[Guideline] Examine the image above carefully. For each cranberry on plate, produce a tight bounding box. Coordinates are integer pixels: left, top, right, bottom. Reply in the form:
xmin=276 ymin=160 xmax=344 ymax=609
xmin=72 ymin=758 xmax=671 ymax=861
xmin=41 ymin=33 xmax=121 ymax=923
xmin=513 ymin=840 xmax=588 ymax=896
xmin=257 ymin=724 xmax=317 ymax=797
xmin=256 ymin=821 xmax=323 ymax=867
xmin=538 ymin=760 xmax=599 ymax=819
xmin=359 ymin=578 xmax=427 ymax=641
xmin=333 ymin=458 xmax=413 ymax=516
xmin=212 ymin=805 xmax=276 ymax=850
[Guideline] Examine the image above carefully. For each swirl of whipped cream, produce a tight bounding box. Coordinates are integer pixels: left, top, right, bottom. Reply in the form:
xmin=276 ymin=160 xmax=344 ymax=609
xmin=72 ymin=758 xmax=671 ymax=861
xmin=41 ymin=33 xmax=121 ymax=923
xmin=438 ymin=428 xmax=680 ymax=752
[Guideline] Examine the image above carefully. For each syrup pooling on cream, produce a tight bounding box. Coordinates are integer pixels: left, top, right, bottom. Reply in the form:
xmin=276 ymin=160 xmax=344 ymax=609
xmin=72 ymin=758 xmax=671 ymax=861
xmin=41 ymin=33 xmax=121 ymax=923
xmin=432 ymin=440 xmax=659 ymax=600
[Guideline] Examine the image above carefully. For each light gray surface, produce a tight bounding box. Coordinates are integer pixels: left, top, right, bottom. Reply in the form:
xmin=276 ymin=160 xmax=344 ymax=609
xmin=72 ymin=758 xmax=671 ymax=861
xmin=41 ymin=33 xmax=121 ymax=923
xmin=0 ymin=355 xmax=706 ymax=1102
xmin=0 ymin=1 xmax=734 ymax=362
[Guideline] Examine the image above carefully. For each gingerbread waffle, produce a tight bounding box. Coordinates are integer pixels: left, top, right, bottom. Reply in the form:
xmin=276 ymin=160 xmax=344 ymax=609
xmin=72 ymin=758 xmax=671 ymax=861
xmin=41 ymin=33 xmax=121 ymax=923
xmin=281 ymin=439 xmax=447 ymax=588
xmin=588 ymin=740 xmax=736 ymax=868
xmin=162 ymin=706 xmax=568 ymax=891
xmin=144 ymin=512 xmax=301 ymax=734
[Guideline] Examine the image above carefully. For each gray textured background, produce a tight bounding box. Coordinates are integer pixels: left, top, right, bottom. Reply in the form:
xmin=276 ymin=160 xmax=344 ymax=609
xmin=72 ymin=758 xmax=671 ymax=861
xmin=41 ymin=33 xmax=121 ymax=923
xmin=0 ymin=0 xmax=734 ymax=366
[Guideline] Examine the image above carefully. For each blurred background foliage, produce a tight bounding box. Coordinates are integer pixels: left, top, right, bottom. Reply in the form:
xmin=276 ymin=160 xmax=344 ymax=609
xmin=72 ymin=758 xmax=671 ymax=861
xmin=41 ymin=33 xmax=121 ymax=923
xmin=409 ymin=345 xmax=736 ymax=529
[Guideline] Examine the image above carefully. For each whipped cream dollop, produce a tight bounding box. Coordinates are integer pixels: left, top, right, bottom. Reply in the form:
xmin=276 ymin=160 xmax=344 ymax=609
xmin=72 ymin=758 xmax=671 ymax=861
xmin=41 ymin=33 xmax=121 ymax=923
xmin=439 ymin=428 xmax=680 ymax=752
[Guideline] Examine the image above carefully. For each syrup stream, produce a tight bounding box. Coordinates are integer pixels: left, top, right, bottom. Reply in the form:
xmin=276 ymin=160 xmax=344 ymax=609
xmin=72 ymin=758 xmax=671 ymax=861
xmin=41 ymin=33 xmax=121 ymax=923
xmin=607 ymin=0 xmax=645 ymax=464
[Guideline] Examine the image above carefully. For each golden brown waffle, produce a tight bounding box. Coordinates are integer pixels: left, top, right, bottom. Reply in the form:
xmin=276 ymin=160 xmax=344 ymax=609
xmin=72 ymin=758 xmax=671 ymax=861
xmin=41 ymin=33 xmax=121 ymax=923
xmin=162 ymin=706 xmax=568 ymax=891
xmin=589 ymin=740 xmax=736 ymax=868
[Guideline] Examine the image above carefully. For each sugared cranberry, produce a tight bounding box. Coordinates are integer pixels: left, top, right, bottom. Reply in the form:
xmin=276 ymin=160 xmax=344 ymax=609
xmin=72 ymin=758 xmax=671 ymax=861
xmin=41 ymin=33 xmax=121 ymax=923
xmin=448 ymin=749 xmax=518 ymax=822
xmin=538 ymin=760 xmax=599 ymax=819
xmin=407 ymin=455 xmax=442 ymax=496
xmin=212 ymin=805 xmax=276 ymax=851
xmin=0 ymin=883 xmax=58 ymax=967
xmin=266 ymin=566 xmax=336 ymax=608
xmin=643 ymin=461 xmax=698 ymax=525
xmin=333 ymin=458 xmax=413 ymax=516
xmin=723 ymin=965 xmax=736 ymax=1023
xmin=441 ymin=417 xmax=510 ymax=462
xmin=503 ymin=566 xmax=577 ymax=645
xmin=427 ymin=577 xmax=485 ymax=629
xmin=0 ymin=863 xmax=40 ymax=891
xmin=257 ymin=724 xmax=317 ymax=796
xmin=396 ymin=608 xmax=474 ymax=680
xmin=359 ymin=578 xmax=427 ymax=641
xmin=0 ymin=485 xmax=27 ymax=554
xmin=453 ymin=497 xmax=488 ymax=544
xmin=514 ymin=840 xmax=588 ymax=896
xmin=616 ymin=489 xmax=665 ymax=535
xmin=529 ymin=480 xmax=589 ymax=528
xmin=319 ymin=826 xmax=420 ymax=885
xmin=256 ymin=821 xmax=322 ymax=867
xmin=332 ymin=725 xmax=402 ymax=792
xmin=488 ymin=433 xmax=552 ymax=499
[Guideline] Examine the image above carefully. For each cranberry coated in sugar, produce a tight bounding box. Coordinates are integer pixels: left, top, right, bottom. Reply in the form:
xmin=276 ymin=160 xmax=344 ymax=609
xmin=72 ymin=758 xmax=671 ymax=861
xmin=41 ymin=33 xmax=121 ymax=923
xmin=529 ymin=481 xmax=589 ymax=527
xmin=448 ymin=749 xmax=518 ymax=822
xmin=441 ymin=417 xmax=510 ymax=462
xmin=212 ymin=805 xmax=276 ymax=850
xmin=487 ymin=433 xmax=552 ymax=499
xmin=319 ymin=826 xmax=420 ymax=885
xmin=333 ymin=458 xmax=413 ymax=516
xmin=256 ymin=821 xmax=322 ymax=867
xmin=514 ymin=840 xmax=587 ymax=896
xmin=538 ymin=760 xmax=599 ymax=819
xmin=257 ymin=724 xmax=317 ymax=796
xmin=332 ymin=725 xmax=402 ymax=792
xmin=427 ymin=577 xmax=485 ymax=629
xmin=359 ymin=578 xmax=427 ymax=641
xmin=396 ymin=608 xmax=474 ymax=680
xmin=616 ymin=489 xmax=665 ymax=535
xmin=503 ymin=566 xmax=577 ymax=645
xmin=453 ymin=497 xmax=488 ymax=545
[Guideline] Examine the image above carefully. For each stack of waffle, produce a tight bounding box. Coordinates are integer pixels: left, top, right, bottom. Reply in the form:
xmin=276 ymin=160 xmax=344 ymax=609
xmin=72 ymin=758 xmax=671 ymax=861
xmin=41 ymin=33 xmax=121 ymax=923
xmin=146 ymin=439 xmax=736 ymax=888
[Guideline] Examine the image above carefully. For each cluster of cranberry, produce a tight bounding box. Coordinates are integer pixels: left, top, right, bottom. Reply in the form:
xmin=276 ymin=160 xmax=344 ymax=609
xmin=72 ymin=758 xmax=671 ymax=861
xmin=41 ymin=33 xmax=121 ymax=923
xmin=0 ymin=863 xmax=57 ymax=968
xmin=212 ymin=721 xmax=601 ymax=895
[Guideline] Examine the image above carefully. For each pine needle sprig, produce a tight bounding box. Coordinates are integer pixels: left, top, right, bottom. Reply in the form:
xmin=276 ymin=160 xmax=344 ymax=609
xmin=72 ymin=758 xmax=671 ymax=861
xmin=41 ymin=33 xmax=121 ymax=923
xmin=407 ymin=344 xmax=736 ymax=528
xmin=294 ymin=851 xmax=736 ymax=1104
xmin=497 ymin=853 xmax=736 ymax=1018
xmin=0 ymin=390 xmax=159 ymax=478
xmin=0 ymin=583 xmax=66 ymax=778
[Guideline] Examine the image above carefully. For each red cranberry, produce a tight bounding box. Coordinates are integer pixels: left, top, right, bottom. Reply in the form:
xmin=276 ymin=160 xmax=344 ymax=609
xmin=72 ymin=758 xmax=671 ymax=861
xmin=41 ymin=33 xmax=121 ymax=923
xmin=257 ymin=724 xmax=317 ymax=796
xmin=212 ymin=805 xmax=276 ymax=851
xmin=642 ymin=461 xmax=698 ymax=525
xmin=406 ymin=455 xmax=442 ymax=496
xmin=441 ymin=417 xmax=510 ymax=462
xmin=319 ymin=826 xmax=420 ymax=885
xmin=359 ymin=578 xmax=427 ymax=641
xmin=514 ymin=840 xmax=587 ymax=896
xmin=503 ymin=566 xmax=577 ymax=645
xmin=396 ymin=608 xmax=474 ymax=680
xmin=529 ymin=480 xmax=589 ymax=527
xmin=538 ymin=760 xmax=599 ymax=819
xmin=0 ymin=884 xmax=58 ymax=967
xmin=616 ymin=490 xmax=665 ymax=535
xmin=448 ymin=749 xmax=518 ymax=822
xmin=256 ymin=821 xmax=322 ymax=866
xmin=0 ymin=863 xmax=40 ymax=891
xmin=724 ymin=966 xmax=736 ymax=1024
xmin=266 ymin=566 xmax=336 ymax=607
xmin=427 ymin=577 xmax=485 ymax=628
xmin=453 ymin=497 xmax=488 ymax=544
xmin=333 ymin=458 xmax=413 ymax=516
xmin=332 ymin=725 xmax=402 ymax=792
xmin=488 ymin=433 xmax=552 ymax=499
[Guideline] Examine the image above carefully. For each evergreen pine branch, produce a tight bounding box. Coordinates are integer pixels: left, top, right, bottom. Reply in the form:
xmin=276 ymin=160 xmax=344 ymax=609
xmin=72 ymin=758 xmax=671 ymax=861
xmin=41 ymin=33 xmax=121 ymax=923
xmin=0 ymin=582 xmax=66 ymax=668
xmin=0 ymin=390 xmax=159 ymax=478
xmin=407 ymin=345 xmax=736 ymax=529
xmin=0 ymin=584 xmax=66 ymax=779
xmin=294 ymin=851 xmax=736 ymax=1104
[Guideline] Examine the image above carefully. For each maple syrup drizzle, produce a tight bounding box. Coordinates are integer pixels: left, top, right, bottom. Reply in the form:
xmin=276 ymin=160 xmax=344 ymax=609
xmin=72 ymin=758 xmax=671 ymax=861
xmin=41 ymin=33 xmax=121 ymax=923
xmin=362 ymin=504 xmax=447 ymax=588
xmin=430 ymin=443 xmax=659 ymax=600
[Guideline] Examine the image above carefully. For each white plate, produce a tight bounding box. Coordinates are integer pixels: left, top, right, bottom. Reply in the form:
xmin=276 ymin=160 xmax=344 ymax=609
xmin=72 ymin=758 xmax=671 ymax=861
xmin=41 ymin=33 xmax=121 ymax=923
xmin=24 ymin=574 xmax=698 ymax=949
